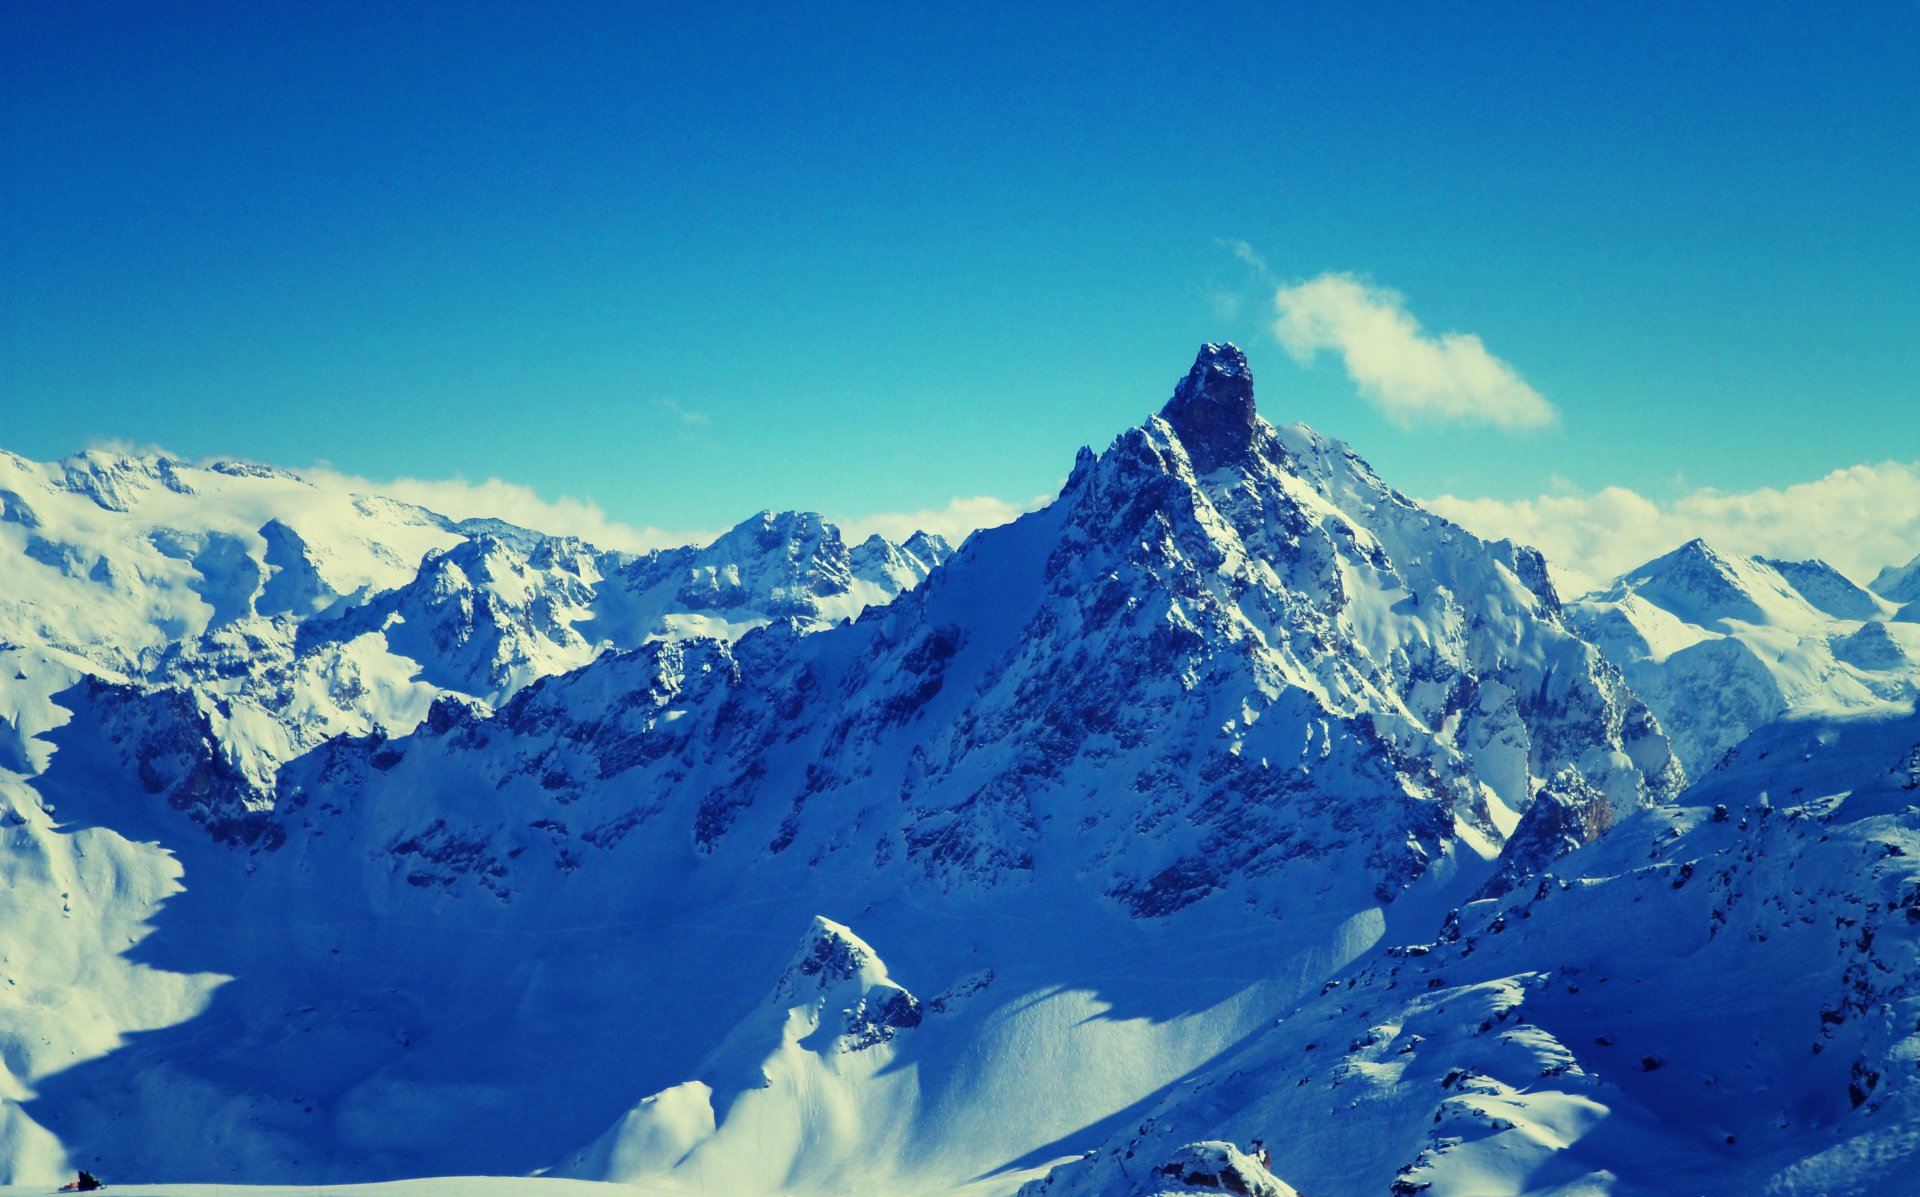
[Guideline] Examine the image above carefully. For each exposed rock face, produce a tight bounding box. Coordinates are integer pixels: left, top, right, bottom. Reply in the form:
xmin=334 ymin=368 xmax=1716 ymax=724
xmin=1022 ymin=1141 xmax=1298 ymax=1197
xmin=1872 ymin=549 xmax=1920 ymax=605
xmin=76 ymin=675 xmax=281 ymax=847
xmin=776 ymin=918 xmax=924 ymax=1051
xmin=1762 ymin=556 xmax=1883 ymax=621
xmin=1474 ymin=766 xmax=1612 ymax=899
xmin=1147 ymin=1142 xmax=1298 ymax=1197
xmin=1626 ymin=538 xmax=1770 ymax=628
xmin=1831 ymin=620 xmax=1910 ymax=671
xmin=1160 ymin=343 xmax=1259 ymax=474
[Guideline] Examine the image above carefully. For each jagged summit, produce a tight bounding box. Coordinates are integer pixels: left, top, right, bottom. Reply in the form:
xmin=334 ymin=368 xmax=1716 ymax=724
xmin=1158 ymin=342 xmax=1257 ymax=473
xmin=1648 ymin=536 xmax=1724 ymax=571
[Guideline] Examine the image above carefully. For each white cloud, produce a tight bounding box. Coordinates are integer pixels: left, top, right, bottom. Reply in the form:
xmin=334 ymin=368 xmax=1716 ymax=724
xmin=1217 ymin=237 xmax=1273 ymax=279
xmin=305 ymin=466 xmax=1054 ymax=558
xmin=837 ymin=493 xmax=1054 ymax=546
xmin=1426 ymin=461 xmax=1920 ymax=594
xmin=1273 ymin=273 xmax=1556 ymax=429
xmin=83 ymin=436 xmax=179 ymax=458
xmin=303 ymin=468 xmax=718 ymax=555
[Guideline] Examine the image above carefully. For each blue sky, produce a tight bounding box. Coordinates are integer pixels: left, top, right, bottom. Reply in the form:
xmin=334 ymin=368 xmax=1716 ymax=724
xmin=5 ymin=3 xmax=1918 ymax=570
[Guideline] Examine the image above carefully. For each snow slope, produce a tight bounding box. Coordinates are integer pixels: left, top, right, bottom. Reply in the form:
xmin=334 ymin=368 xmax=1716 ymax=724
xmin=1 ymin=346 xmax=1680 ymax=1192
xmin=0 ymin=1183 xmax=641 ymax=1197
xmin=0 ymin=453 xmax=945 ymax=1187
xmin=1025 ymin=704 xmax=1920 ymax=1197
xmin=1871 ymin=550 xmax=1920 ymax=607
xmin=1567 ymin=539 xmax=1920 ymax=776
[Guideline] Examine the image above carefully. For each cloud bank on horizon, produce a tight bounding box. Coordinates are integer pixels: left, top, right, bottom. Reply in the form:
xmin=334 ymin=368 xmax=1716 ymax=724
xmin=837 ymin=493 xmax=1054 ymax=546
xmin=75 ymin=438 xmax=1920 ymax=593
xmin=307 ymin=469 xmax=713 ymax=555
xmin=305 ymin=466 xmax=1047 ymax=557
xmin=332 ymin=458 xmax=1920 ymax=598
xmin=1272 ymin=272 xmax=1557 ymax=430
xmin=1427 ymin=461 xmax=1920 ymax=593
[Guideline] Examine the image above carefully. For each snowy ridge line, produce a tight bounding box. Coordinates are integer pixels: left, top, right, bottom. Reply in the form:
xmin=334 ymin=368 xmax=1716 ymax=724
xmin=1568 ymin=537 xmax=1920 ymax=777
xmin=1 ymin=345 xmax=1916 ymax=1196
xmin=1028 ymin=704 xmax=1920 ymax=1197
xmin=0 ymin=443 xmax=950 ymax=790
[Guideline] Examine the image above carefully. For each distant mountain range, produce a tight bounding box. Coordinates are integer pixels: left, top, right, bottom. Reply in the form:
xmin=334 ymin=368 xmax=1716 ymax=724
xmin=1 ymin=347 xmax=1914 ymax=1196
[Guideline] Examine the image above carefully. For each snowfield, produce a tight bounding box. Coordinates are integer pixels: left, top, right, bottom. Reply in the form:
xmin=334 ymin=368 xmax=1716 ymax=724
xmin=0 ymin=1183 xmax=665 ymax=1197
xmin=1023 ymin=705 xmax=1920 ymax=1197
xmin=1567 ymin=539 xmax=1920 ymax=776
xmin=1 ymin=346 xmax=1915 ymax=1196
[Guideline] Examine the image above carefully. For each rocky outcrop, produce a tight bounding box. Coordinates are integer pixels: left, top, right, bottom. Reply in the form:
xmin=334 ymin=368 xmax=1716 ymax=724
xmin=1160 ymin=343 xmax=1259 ymax=474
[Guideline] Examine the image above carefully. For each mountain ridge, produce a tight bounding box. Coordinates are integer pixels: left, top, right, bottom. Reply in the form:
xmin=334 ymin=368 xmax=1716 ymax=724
xmin=0 ymin=346 xmax=1914 ymax=1197
xmin=1567 ymin=537 xmax=1920 ymax=776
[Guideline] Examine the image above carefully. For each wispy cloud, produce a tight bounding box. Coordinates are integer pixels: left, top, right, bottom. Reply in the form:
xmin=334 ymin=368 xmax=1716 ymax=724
xmin=1207 ymin=291 xmax=1244 ymax=321
xmin=837 ymin=492 xmax=1054 ymax=546
xmin=1273 ymin=272 xmax=1555 ymax=429
xmin=306 ymin=465 xmax=1055 ymax=557
xmin=1208 ymin=238 xmax=1274 ymax=320
xmin=1217 ymin=238 xmax=1273 ymax=281
xmin=83 ymin=436 xmax=181 ymax=458
xmin=1426 ymin=462 xmax=1920 ymax=593
xmin=658 ymin=399 xmax=711 ymax=427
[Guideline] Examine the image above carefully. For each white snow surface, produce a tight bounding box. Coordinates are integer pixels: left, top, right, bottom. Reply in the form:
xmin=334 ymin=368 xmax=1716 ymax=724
xmin=1871 ymin=549 xmax=1920 ymax=606
xmin=2 ymin=345 xmax=1912 ymax=1197
xmin=0 ymin=448 xmax=947 ymax=789
xmin=1567 ymin=538 xmax=1920 ymax=776
xmin=0 ymin=1183 xmax=646 ymax=1197
xmin=1025 ymin=704 xmax=1920 ymax=1197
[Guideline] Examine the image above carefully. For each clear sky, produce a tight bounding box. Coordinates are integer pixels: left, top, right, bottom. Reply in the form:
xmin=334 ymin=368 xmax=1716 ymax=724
xmin=5 ymin=3 xmax=1918 ymax=565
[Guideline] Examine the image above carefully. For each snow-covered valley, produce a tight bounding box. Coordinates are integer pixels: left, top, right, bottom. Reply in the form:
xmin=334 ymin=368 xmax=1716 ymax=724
xmin=1 ymin=347 xmax=1915 ymax=1196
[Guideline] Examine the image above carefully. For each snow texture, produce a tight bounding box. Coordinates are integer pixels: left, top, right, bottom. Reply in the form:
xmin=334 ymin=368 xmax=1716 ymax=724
xmin=1568 ymin=538 xmax=1920 ymax=776
xmin=0 ymin=347 xmax=1914 ymax=1196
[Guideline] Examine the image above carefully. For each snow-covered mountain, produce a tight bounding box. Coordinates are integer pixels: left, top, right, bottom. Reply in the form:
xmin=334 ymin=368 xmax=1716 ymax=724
xmin=0 ymin=345 xmax=1696 ymax=1194
xmin=8 ymin=345 xmax=1920 ymax=1196
xmin=0 ymin=447 xmax=947 ymax=790
xmin=1871 ymin=549 xmax=1920 ymax=614
xmin=558 ymin=916 xmax=932 ymax=1192
xmin=1567 ymin=539 xmax=1920 ymax=776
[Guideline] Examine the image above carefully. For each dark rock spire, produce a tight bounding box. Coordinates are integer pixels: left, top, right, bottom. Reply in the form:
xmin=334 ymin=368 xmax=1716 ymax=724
xmin=1159 ymin=343 xmax=1257 ymax=473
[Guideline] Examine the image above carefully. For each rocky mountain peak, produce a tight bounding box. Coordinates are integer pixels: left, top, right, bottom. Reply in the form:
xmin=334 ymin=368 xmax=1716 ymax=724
xmin=899 ymin=529 xmax=952 ymax=563
xmin=770 ymin=917 xmax=924 ymax=1049
xmin=724 ymin=509 xmax=836 ymax=553
xmin=1664 ymin=536 xmax=1724 ymax=569
xmin=1872 ymin=549 xmax=1920 ymax=605
xmin=779 ymin=916 xmax=884 ymax=995
xmin=1617 ymin=537 xmax=1768 ymax=627
xmin=1760 ymin=555 xmax=1883 ymax=621
xmin=1158 ymin=342 xmax=1257 ymax=474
